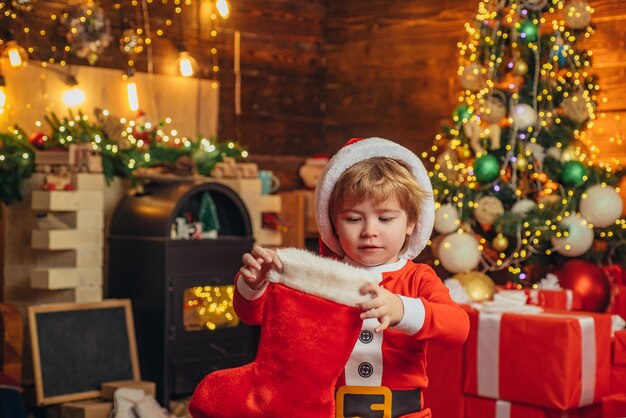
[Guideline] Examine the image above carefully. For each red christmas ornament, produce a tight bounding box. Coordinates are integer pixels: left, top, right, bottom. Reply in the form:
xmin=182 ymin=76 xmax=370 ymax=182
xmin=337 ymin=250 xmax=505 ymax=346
xmin=553 ymin=260 xmax=611 ymax=312
xmin=28 ymin=131 xmax=47 ymax=149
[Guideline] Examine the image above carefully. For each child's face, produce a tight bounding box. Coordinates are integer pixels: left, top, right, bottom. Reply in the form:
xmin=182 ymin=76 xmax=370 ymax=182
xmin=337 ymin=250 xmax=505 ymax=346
xmin=335 ymin=197 xmax=415 ymax=267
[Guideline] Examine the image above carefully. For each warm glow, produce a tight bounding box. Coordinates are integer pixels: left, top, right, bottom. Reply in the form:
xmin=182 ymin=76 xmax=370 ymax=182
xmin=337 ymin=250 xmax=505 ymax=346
xmin=0 ymin=86 xmax=6 ymax=114
xmin=4 ymin=41 xmax=28 ymax=68
xmin=216 ymin=0 xmax=230 ymax=18
xmin=62 ymin=86 xmax=86 ymax=107
xmin=8 ymin=47 xmax=23 ymax=68
xmin=178 ymin=51 xmax=195 ymax=77
xmin=127 ymin=81 xmax=139 ymax=111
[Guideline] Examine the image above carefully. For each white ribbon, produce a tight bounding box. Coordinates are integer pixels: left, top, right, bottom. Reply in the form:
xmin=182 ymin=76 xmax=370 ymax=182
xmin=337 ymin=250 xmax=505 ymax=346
xmin=476 ymin=311 xmax=596 ymax=407
xmin=565 ymin=289 xmax=573 ymax=311
xmin=477 ymin=312 xmax=502 ymax=399
xmin=495 ymin=400 xmax=511 ymax=418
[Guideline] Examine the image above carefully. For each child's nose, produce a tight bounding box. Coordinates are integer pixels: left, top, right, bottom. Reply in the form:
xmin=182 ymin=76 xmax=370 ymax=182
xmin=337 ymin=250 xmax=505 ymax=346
xmin=361 ymin=222 xmax=378 ymax=237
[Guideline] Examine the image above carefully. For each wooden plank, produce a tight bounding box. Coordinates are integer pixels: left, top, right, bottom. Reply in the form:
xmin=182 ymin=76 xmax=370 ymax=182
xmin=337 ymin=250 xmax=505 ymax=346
xmin=32 ymin=191 xmax=105 ymax=212
xmin=279 ymin=191 xmax=306 ymax=248
xmin=30 ymin=268 xmax=80 ymax=290
xmin=32 ymin=229 xmax=103 ymax=251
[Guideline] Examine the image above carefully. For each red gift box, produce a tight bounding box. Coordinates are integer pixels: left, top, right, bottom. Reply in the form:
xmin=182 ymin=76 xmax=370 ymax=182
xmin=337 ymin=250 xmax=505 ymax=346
xmin=525 ymin=288 xmax=581 ymax=311
xmin=464 ymin=395 xmax=602 ymax=418
xmin=424 ymin=342 xmax=464 ymax=418
xmin=463 ymin=306 xmax=612 ymax=410
xmin=614 ymin=330 xmax=626 ymax=367
xmin=610 ymin=366 xmax=626 ymax=396
xmin=602 ymin=394 xmax=626 ymax=418
xmin=611 ymin=286 xmax=626 ymax=321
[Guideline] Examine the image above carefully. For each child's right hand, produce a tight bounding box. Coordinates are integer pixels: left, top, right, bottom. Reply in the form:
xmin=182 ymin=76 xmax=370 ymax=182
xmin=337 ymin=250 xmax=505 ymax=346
xmin=239 ymin=246 xmax=283 ymax=290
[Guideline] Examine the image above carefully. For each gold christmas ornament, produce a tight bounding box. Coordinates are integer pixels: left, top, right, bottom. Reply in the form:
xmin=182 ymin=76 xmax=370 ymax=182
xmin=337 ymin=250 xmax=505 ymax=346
xmin=474 ymin=196 xmax=505 ymax=225
xmin=460 ymin=62 xmax=487 ymax=91
xmin=453 ymin=271 xmax=496 ymax=302
xmin=513 ymin=60 xmax=529 ymax=76
xmin=492 ymin=233 xmax=509 ymax=251
xmin=562 ymin=91 xmax=593 ymax=124
xmin=564 ymin=0 xmax=592 ymax=29
xmin=436 ymin=147 xmax=462 ymax=181
xmin=516 ymin=156 xmax=529 ymax=172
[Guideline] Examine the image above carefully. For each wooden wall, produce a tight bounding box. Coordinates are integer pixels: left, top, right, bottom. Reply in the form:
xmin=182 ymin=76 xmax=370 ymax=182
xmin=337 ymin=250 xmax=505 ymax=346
xmin=3 ymin=0 xmax=625 ymax=167
xmin=325 ymin=0 xmax=626 ymax=163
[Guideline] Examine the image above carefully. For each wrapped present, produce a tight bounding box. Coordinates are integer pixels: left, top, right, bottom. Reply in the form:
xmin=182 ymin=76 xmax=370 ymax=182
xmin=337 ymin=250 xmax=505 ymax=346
xmin=464 ymin=395 xmax=602 ymax=418
xmin=611 ymin=285 xmax=626 ymax=321
xmin=615 ymin=330 xmax=626 ymax=366
xmin=524 ymin=288 xmax=581 ymax=311
xmin=610 ymin=366 xmax=626 ymax=395
xmin=423 ymin=342 xmax=464 ymax=418
xmin=463 ymin=306 xmax=612 ymax=410
xmin=602 ymin=394 xmax=626 ymax=418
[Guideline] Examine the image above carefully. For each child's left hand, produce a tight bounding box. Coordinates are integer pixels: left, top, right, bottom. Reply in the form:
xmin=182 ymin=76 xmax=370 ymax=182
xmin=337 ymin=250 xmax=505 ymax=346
xmin=356 ymin=283 xmax=404 ymax=333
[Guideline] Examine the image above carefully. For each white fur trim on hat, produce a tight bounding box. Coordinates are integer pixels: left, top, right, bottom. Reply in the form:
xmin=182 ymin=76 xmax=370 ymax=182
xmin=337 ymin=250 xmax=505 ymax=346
xmin=268 ymin=248 xmax=377 ymax=306
xmin=314 ymin=137 xmax=435 ymax=260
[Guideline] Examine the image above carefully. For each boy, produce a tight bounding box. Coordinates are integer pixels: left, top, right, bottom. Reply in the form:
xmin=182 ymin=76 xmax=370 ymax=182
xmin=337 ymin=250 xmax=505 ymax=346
xmin=236 ymin=137 xmax=469 ymax=417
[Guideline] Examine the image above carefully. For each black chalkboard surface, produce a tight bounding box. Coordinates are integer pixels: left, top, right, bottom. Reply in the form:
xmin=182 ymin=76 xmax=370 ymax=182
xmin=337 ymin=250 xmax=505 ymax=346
xmin=28 ymin=299 xmax=140 ymax=406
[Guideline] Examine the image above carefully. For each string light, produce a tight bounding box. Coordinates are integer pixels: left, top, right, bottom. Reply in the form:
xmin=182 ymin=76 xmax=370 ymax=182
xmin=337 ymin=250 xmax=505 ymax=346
xmin=215 ymin=0 xmax=230 ymax=19
xmin=0 ymin=74 xmax=6 ymax=114
xmin=3 ymin=40 xmax=28 ymax=68
xmin=61 ymin=74 xmax=86 ymax=107
xmin=124 ymin=67 xmax=140 ymax=112
xmin=177 ymin=50 xmax=196 ymax=77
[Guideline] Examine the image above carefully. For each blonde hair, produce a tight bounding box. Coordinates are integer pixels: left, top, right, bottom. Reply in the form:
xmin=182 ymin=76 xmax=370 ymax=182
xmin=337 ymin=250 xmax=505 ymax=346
xmin=328 ymin=157 xmax=428 ymax=251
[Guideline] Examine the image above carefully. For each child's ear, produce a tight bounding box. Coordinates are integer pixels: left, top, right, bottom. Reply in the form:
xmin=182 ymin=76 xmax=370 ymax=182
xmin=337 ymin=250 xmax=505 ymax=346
xmin=406 ymin=222 xmax=416 ymax=235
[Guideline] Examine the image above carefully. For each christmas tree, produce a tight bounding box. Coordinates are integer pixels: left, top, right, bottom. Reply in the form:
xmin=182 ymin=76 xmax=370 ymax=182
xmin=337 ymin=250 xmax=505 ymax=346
xmin=428 ymin=0 xmax=625 ymax=286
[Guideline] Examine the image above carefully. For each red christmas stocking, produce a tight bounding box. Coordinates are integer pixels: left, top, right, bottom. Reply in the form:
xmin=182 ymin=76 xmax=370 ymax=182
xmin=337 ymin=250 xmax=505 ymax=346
xmin=189 ymin=248 xmax=376 ymax=418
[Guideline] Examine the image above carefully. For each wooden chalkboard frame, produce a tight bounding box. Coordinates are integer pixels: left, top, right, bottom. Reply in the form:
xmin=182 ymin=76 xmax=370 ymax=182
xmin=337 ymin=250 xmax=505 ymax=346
xmin=28 ymin=299 xmax=140 ymax=406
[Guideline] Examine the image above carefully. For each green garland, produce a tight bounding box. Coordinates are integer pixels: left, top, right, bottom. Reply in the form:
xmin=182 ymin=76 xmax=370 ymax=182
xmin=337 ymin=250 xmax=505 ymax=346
xmin=0 ymin=111 xmax=250 ymax=205
xmin=0 ymin=129 xmax=35 ymax=205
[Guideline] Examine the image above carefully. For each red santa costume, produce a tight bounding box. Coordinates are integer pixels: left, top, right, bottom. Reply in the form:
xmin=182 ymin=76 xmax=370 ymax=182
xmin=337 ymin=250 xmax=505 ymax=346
xmin=234 ymin=137 xmax=470 ymax=418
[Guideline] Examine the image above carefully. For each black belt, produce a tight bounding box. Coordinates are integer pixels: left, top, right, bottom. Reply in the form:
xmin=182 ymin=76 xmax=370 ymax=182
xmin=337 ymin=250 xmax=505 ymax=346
xmin=336 ymin=386 xmax=421 ymax=418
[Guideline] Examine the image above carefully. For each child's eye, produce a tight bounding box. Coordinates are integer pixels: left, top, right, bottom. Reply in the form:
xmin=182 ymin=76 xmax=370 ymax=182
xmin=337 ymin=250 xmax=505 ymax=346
xmin=344 ymin=217 xmax=361 ymax=222
xmin=379 ymin=217 xmax=394 ymax=222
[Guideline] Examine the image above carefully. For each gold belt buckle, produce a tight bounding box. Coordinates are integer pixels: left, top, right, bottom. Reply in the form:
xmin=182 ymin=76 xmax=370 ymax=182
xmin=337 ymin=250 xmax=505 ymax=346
xmin=335 ymin=385 xmax=393 ymax=418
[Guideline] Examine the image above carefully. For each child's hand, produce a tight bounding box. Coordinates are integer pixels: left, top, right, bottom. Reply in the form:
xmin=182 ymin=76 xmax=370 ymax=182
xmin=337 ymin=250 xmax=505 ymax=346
xmin=239 ymin=246 xmax=283 ymax=290
xmin=356 ymin=283 xmax=404 ymax=333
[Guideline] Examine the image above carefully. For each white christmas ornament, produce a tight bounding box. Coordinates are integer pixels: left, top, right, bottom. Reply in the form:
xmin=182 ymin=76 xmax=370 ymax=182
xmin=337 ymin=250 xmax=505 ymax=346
xmin=512 ymin=104 xmax=538 ymax=130
xmin=564 ymin=0 xmax=592 ymax=29
xmin=474 ymin=196 xmax=505 ymax=225
xmin=522 ymin=0 xmax=548 ymax=11
xmin=511 ymin=199 xmax=537 ymax=217
xmin=545 ymin=147 xmax=562 ymax=161
xmin=551 ymin=214 xmax=594 ymax=257
xmin=525 ymin=142 xmax=545 ymax=166
xmin=434 ymin=204 xmax=461 ymax=234
xmin=439 ymin=232 xmax=482 ymax=273
xmin=579 ymin=184 xmax=623 ymax=228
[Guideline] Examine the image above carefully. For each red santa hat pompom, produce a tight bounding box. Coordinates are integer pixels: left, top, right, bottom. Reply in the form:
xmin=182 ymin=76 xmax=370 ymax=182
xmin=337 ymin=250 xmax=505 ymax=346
xmin=314 ymin=137 xmax=435 ymax=260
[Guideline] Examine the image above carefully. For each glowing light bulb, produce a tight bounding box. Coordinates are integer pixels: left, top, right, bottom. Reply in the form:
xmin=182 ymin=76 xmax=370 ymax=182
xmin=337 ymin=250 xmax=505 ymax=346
xmin=4 ymin=41 xmax=28 ymax=68
xmin=62 ymin=86 xmax=86 ymax=107
xmin=178 ymin=51 xmax=195 ymax=77
xmin=127 ymin=81 xmax=139 ymax=111
xmin=0 ymin=86 xmax=6 ymax=114
xmin=216 ymin=0 xmax=230 ymax=18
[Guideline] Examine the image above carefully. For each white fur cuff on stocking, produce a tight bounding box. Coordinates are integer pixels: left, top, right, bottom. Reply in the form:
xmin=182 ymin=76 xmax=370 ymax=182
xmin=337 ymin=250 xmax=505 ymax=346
xmin=268 ymin=248 xmax=378 ymax=307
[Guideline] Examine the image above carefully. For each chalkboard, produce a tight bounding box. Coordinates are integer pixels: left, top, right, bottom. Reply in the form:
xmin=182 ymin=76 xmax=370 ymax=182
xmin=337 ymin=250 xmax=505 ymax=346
xmin=28 ymin=299 xmax=140 ymax=406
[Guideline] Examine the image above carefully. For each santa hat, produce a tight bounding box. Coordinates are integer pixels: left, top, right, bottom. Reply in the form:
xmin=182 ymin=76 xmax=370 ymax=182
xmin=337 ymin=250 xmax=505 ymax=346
xmin=314 ymin=137 xmax=435 ymax=260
